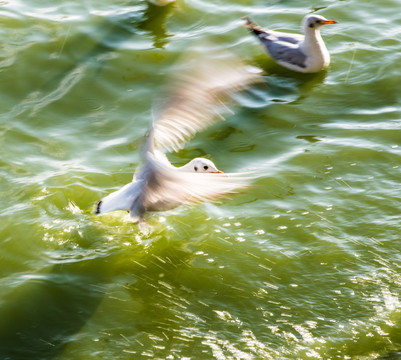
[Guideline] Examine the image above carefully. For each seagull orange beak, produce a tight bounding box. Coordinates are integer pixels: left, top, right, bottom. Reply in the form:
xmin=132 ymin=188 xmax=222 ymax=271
xmin=322 ymin=20 xmax=337 ymax=25
xmin=214 ymin=170 xmax=228 ymax=177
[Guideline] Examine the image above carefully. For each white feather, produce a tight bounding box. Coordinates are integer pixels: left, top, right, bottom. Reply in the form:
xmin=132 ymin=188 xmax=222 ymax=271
xmin=149 ymin=50 xmax=260 ymax=153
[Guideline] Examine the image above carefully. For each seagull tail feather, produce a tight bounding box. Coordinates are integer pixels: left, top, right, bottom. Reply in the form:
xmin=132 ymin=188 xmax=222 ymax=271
xmin=95 ymin=182 xmax=139 ymax=215
xmin=242 ymin=16 xmax=266 ymax=36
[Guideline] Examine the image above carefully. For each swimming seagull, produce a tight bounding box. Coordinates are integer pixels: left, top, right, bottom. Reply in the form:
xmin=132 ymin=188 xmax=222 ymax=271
xmin=95 ymin=50 xmax=259 ymax=222
xmin=244 ymin=14 xmax=337 ymax=73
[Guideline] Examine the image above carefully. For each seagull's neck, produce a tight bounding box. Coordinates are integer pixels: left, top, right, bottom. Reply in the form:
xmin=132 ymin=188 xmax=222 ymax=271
xmin=302 ymin=28 xmax=325 ymax=52
xmin=177 ymin=162 xmax=193 ymax=172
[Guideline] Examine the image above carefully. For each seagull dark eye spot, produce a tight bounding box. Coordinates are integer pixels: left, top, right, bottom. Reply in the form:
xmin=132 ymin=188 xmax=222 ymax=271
xmin=316 ymin=20 xmax=321 ymax=24
xmin=203 ymin=165 xmax=209 ymax=171
xmin=194 ymin=166 xmax=198 ymax=171
xmin=309 ymin=23 xmax=315 ymax=28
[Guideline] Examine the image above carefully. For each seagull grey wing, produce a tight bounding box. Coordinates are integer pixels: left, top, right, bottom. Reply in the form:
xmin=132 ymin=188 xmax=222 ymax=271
xmin=244 ymin=18 xmax=302 ymax=46
xmin=259 ymin=35 xmax=307 ymax=69
xmin=273 ymin=32 xmax=303 ymax=45
xmin=133 ymin=152 xmax=254 ymax=215
xmin=148 ymin=50 xmax=260 ymax=153
xmin=244 ymin=19 xmax=306 ymax=68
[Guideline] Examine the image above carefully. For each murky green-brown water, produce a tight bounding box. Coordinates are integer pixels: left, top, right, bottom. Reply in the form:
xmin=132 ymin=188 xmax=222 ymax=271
xmin=1 ymin=0 xmax=401 ymax=359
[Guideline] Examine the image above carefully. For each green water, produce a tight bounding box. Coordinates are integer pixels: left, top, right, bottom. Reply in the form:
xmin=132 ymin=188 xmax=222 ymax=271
xmin=1 ymin=0 xmax=401 ymax=359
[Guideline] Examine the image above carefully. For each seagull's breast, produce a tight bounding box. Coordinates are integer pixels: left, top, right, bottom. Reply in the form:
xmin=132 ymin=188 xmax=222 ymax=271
xmin=300 ymin=35 xmax=330 ymax=72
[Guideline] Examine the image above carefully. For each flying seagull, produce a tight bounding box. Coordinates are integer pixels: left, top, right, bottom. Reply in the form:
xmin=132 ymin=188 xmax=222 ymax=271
xmin=244 ymin=14 xmax=337 ymax=73
xmin=95 ymin=49 xmax=259 ymax=222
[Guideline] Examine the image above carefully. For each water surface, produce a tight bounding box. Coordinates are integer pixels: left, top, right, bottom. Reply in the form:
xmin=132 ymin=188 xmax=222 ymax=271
xmin=1 ymin=0 xmax=401 ymax=359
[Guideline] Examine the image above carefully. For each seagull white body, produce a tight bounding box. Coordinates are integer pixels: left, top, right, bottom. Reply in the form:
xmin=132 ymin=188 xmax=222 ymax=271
xmin=95 ymin=50 xmax=258 ymax=222
xmin=244 ymin=14 xmax=337 ymax=73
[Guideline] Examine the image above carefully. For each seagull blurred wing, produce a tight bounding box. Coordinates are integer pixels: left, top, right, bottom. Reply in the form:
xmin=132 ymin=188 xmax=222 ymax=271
xmin=132 ymin=152 xmax=254 ymax=216
xmin=149 ymin=50 xmax=260 ymax=153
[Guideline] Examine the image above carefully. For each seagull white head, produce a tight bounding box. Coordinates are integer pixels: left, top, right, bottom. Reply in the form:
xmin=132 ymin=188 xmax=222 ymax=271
xmin=180 ymin=157 xmax=223 ymax=173
xmin=302 ymin=14 xmax=337 ymax=33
